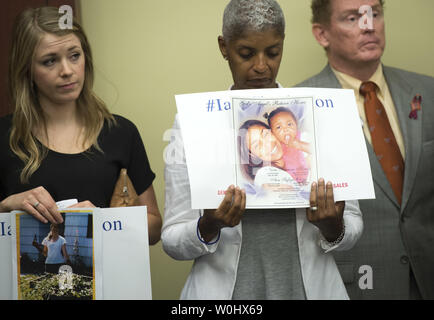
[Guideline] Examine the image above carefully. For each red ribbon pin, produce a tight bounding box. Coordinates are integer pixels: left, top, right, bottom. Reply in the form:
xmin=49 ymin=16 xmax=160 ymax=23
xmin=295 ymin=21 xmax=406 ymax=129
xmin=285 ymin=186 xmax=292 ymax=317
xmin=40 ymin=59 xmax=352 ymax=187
xmin=409 ymin=94 xmax=422 ymax=119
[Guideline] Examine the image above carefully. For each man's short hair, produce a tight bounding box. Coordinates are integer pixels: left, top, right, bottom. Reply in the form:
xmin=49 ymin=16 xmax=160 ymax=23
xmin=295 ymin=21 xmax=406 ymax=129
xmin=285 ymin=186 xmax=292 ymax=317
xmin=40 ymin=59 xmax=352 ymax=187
xmin=311 ymin=0 xmax=385 ymax=25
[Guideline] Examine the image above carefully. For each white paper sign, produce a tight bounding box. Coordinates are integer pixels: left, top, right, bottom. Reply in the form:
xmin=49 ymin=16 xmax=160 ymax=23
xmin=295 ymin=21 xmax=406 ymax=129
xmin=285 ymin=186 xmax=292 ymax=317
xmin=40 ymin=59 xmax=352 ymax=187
xmin=94 ymin=206 xmax=151 ymax=300
xmin=6 ymin=207 xmax=151 ymax=300
xmin=0 ymin=213 xmax=13 ymax=300
xmin=175 ymin=87 xmax=375 ymax=209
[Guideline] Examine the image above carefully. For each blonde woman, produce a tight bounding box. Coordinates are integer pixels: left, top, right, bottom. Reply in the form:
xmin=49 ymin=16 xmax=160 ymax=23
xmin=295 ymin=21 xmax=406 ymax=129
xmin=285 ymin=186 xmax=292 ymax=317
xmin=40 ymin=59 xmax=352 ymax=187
xmin=0 ymin=7 xmax=161 ymax=245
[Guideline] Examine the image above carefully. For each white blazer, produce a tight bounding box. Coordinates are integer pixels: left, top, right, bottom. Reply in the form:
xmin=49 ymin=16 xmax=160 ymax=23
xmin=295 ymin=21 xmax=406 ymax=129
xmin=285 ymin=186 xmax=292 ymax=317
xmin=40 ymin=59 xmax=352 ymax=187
xmin=162 ymin=114 xmax=363 ymax=300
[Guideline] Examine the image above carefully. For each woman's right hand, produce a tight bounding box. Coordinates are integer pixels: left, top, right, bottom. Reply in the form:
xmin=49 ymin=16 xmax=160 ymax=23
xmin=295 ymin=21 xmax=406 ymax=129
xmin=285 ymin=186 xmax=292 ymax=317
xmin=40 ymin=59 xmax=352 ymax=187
xmin=0 ymin=186 xmax=63 ymax=224
xmin=199 ymin=185 xmax=246 ymax=243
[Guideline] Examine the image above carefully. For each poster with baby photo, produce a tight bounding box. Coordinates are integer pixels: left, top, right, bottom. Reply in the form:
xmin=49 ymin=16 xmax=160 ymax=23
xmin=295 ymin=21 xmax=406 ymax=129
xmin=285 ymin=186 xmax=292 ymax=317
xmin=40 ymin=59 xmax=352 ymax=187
xmin=233 ymin=97 xmax=318 ymax=208
xmin=175 ymin=87 xmax=375 ymax=210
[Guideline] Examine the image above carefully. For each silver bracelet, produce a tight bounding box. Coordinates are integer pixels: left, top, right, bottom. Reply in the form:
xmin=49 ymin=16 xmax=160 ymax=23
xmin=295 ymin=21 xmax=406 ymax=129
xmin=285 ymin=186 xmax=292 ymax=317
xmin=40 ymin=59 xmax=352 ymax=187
xmin=327 ymin=224 xmax=346 ymax=247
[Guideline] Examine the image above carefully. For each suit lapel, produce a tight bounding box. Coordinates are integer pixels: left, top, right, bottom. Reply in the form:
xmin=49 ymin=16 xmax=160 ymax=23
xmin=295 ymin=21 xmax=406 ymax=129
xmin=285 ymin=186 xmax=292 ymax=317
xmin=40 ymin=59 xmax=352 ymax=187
xmin=365 ymin=138 xmax=400 ymax=207
xmin=319 ymin=65 xmax=400 ymax=206
xmin=383 ymin=67 xmax=423 ymax=213
xmin=317 ymin=64 xmax=342 ymax=88
xmin=303 ymin=65 xmax=423 ymax=209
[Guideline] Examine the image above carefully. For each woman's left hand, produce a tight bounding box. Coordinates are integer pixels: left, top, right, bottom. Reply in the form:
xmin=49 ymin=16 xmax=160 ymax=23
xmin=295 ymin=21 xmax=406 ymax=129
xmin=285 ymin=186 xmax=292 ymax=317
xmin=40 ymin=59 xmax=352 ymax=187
xmin=306 ymin=178 xmax=345 ymax=242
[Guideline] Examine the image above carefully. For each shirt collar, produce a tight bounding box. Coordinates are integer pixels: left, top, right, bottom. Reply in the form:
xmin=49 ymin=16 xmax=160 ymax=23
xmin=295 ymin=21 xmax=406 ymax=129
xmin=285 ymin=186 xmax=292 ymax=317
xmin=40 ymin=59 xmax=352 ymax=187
xmin=331 ymin=64 xmax=386 ymax=97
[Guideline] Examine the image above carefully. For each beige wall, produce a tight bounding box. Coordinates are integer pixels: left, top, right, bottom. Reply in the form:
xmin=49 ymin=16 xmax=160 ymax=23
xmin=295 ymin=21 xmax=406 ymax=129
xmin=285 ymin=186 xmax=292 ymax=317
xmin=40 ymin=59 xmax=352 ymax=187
xmin=79 ymin=0 xmax=434 ymax=299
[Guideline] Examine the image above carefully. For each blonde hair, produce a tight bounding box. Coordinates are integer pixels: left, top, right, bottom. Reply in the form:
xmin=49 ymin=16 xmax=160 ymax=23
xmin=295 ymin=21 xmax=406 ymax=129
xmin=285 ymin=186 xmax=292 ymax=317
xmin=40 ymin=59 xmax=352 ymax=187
xmin=8 ymin=7 xmax=115 ymax=183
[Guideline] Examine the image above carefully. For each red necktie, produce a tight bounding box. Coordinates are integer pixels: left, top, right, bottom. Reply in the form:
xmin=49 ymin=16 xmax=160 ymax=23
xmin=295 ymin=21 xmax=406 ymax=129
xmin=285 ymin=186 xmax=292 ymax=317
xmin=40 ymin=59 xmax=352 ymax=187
xmin=360 ymin=81 xmax=404 ymax=204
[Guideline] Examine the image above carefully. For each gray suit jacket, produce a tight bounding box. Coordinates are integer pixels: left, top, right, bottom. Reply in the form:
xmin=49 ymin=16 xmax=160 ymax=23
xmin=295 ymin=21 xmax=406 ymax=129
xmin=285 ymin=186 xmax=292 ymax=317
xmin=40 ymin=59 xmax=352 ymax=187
xmin=297 ymin=64 xmax=434 ymax=299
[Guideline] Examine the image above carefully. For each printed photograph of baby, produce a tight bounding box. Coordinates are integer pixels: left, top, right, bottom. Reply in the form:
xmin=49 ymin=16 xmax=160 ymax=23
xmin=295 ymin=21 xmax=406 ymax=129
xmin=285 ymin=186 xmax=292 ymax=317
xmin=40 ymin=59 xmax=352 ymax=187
xmin=234 ymin=97 xmax=317 ymax=208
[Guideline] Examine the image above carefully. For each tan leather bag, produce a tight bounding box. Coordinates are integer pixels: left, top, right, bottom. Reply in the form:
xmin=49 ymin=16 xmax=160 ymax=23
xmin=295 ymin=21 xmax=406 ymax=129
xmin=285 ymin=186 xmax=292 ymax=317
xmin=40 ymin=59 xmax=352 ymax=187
xmin=110 ymin=168 xmax=138 ymax=207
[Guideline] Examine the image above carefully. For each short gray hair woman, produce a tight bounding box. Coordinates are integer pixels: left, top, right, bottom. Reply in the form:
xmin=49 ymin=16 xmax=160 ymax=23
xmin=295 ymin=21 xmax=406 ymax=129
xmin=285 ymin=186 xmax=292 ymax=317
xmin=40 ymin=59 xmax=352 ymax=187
xmin=222 ymin=0 xmax=285 ymax=41
xmin=162 ymin=0 xmax=362 ymax=300
xmin=218 ymin=0 xmax=286 ymax=90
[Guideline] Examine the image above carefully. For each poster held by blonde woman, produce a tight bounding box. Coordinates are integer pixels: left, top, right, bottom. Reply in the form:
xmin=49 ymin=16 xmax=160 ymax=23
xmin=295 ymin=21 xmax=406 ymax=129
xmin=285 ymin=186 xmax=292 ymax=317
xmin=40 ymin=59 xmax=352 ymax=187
xmin=0 ymin=7 xmax=161 ymax=245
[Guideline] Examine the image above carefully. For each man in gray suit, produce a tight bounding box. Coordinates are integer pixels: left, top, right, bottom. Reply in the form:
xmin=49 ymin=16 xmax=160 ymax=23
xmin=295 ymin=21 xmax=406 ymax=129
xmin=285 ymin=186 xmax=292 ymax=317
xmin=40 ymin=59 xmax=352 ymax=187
xmin=297 ymin=0 xmax=434 ymax=299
